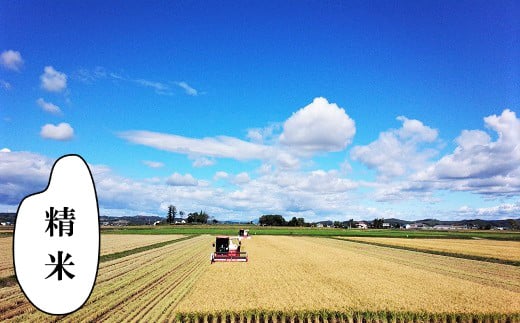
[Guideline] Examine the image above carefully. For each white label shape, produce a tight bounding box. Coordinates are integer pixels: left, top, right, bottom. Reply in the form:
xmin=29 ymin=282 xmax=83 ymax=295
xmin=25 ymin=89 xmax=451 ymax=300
xmin=14 ymin=155 xmax=99 ymax=315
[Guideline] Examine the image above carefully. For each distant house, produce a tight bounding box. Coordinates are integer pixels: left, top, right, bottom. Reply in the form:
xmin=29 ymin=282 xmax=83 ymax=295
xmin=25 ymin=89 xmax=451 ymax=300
xmin=316 ymin=223 xmax=324 ymax=228
xmin=405 ymin=223 xmax=429 ymax=230
xmin=174 ymin=219 xmax=186 ymax=224
xmin=382 ymin=223 xmax=391 ymax=229
xmin=433 ymin=224 xmax=452 ymax=230
xmin=153 ymin=221 xmax=161 ymax=226
xmin=113 ymin=219 xmax=130 ymax=226
xmin=356 ymin=222 xmax=368 ymax=229
xmin=0 ymin=222 xmax=11 ymax=226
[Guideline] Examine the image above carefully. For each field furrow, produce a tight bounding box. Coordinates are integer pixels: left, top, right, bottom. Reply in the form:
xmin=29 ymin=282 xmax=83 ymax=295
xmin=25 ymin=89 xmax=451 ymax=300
xmin=0 ymin=234 xmax=185 ymax=280
xmin=339 ymin=236 xmax=520 ymax=263
xmin=6 ymin=234 xmax=212 ymax=322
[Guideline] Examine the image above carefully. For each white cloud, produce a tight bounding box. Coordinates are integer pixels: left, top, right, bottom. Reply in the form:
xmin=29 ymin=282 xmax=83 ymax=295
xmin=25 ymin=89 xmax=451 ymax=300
xmin=0 ymin=148 xmax=11 ymax=153
xmin=135 ymin=79 xmax=170 ymax=93
xmin=40 ymin=122 xmax=74 ymax=141
xmin=0 ymin=50 xmax=24 ymax=71
xmin=40 ymin=66 xmax=67 ymax=92
xmin=351 ymin=116 xmax=438 ymax=179
xmin=120 ymin=131 xmax=272 ymax=161
xmin=36 ymin=98 xmax=62 ymax=115
xmin=279 ymin=97 xmax=356 ymax=153
xmin=454 ymin=203 xmax=520 ymax=220
xmin=0 ymin=80 xmax=12 ymax=90
xmin=142 ymin=160 xmax=164 ymax=168
xmin=246 ymin=123 xmax=281 ymax=144
xmin=0 ymin=151 xmax=53 ymax=204
xmin=176 ymin=81 xmax=198 ymax=96
xmin=166 ymin=173 xmax=198 ymax=186
xmin=213 ymin=171 xmax=229 ymax=181
xmin=413 ymin=109 xmax=520 ymax=196
xmin=232 ymin=172 xmax=251 ymax=185
xmin=192 ymin=156 xmax=215 ymax=168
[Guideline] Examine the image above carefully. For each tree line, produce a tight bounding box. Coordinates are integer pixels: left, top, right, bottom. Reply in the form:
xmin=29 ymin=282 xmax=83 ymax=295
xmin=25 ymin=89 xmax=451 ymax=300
xmin=166 ymin=205 xmax=215 ymax=224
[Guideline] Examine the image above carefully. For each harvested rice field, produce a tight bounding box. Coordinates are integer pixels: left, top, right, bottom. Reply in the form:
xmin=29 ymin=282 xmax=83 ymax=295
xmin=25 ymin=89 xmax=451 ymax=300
xmin=338 ymin=236 xmax=520 ymax=263
xmin=100 ymin=234 xmax=185 ymax=255
xmin=0 ymin=234 xmax=185 ymax=279
xmin=177 ymin=236 xmax=520 ymax=315
xmin=1 ymin=235 xmax=211 ymax=321
xmin=0 ymin=237 xmax=12 ymax=279
xmin=1 ymin=234 xmax=519 ymax=322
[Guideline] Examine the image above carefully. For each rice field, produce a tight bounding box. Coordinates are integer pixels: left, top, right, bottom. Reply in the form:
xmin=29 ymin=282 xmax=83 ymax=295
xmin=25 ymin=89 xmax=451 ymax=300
xmin=0 ymin=237 xmax=12 ymax=279
xmin=99 ymin=234 xmax=185 ymax=255
xmin=0 ymin=235 xmax=211 ymax=321
xmin=338 ymin=236 xmax=520 ymax=263
xmin=0 ymin=234 xmax=184 ymax=279
xmin=1 ymin=234 xmax=519 ymax=322
xmin=176 ymin=236 xmax=520 ymax=316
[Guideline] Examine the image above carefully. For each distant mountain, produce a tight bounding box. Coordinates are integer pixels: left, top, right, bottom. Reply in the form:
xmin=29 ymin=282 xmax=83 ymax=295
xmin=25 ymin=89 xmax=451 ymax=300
xmin=100 ymin=215 xmax=164 ymax=225
xmin=1 ymin=212 xmax=519 ymax=229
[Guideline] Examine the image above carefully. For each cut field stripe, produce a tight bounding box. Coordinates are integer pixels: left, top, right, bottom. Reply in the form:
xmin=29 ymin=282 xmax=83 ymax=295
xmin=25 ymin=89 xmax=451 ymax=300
xmin=0 ymin=235 xmax=199 ymax=290
xmin=99 ymin=235 xmax=198 ymax=263
xmin=331 ymin=237 xmax=520 ymax=267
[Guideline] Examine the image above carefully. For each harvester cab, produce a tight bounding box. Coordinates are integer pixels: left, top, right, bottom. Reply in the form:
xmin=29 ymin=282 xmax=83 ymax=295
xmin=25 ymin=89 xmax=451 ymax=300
xmin=238 ymin=229 xmax=251 ymax=240
xmin=211 ymin=236 xmax=248 ymax=263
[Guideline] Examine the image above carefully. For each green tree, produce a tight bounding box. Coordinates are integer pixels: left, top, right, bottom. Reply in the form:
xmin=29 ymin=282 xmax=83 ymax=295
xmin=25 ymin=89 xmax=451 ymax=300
xmin=187 ymin=210 xmax=209 ymax=224
xmin=372 ymin=218 xmax=384 ymax=229
xmin=259 ymin=214 xmax=287 ymax=226
xmin=167 ymin=205 xmax=176 ymax=224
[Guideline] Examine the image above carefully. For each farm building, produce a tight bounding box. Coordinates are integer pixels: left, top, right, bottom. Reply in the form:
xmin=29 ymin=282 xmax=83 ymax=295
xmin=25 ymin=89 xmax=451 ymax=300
xmin=405 ymin=223 xmax=429 ymax=230
xmin=356 ymin=222 xmax=368 ymax=229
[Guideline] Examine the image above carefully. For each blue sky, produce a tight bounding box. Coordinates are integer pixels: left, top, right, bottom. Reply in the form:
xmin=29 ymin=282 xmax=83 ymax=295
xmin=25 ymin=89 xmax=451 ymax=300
xmin=1 ymin=1 xmax=519 ymax=221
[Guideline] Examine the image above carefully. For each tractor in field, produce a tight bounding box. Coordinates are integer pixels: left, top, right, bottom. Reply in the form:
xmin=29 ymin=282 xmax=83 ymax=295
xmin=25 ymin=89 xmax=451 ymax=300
xmin=210 ymin=236 xmax=248 ymax=263
xmin=238 ymin=229 xmax=251 ymax=240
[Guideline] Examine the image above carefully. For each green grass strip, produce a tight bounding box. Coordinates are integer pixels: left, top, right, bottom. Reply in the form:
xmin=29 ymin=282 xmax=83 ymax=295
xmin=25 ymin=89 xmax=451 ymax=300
xmin=332 ymin=237 xmax=520 ymax=267
xmin=99 ymin=235 xmax=198 ymax=263
xmin=101 ymin=225 xmax=520 ymax=240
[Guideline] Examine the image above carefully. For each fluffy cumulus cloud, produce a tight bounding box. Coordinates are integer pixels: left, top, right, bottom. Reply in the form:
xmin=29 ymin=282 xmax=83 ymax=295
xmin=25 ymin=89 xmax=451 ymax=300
xmin=40 ymin=66 xmax=67 ymax=92
xmin=36 ymin=98 xmax=62 ymax=115
xmin=166 ymin=173 xmax=198 ymax=186
xmin=279 ymin=97 xmax=356 ymax=153
xmin=0 ymin=151 xmax=53 ymax=204
xmin=351 ymin=116 xmax=438 ymax=179
xmin=0 ymin=150 xmax=380 ymax=222
xmin=119 ymin=98 xmax=356 ymax=170
xmin=413 ymin=109 xmax=520 ymax=196
xmin=40 ymin=122 xmax=74 ymax=141
xmin=0 ymin=50 xmax=24 ymax=71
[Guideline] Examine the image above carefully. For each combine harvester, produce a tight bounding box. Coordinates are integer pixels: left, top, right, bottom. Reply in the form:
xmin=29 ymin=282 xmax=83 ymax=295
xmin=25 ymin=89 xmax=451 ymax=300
xmin=210 ymin=235 xmax=248 ymax=263
xmin=238 ymin=228 xmax=251 ymax=240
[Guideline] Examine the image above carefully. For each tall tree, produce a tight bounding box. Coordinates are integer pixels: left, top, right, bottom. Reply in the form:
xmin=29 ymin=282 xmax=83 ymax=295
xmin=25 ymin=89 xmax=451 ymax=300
xmin=167 ymin=205 xmax=176 ymax=224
